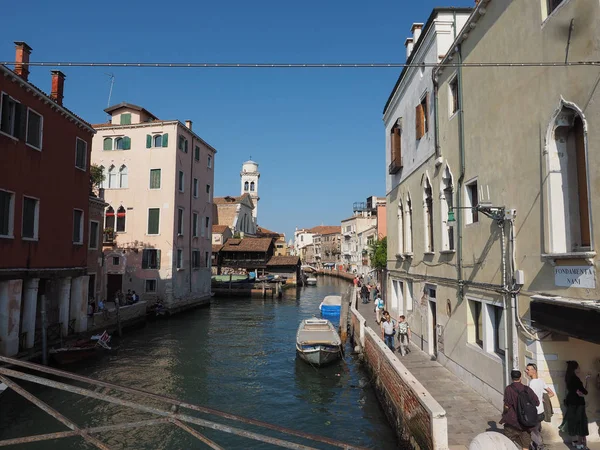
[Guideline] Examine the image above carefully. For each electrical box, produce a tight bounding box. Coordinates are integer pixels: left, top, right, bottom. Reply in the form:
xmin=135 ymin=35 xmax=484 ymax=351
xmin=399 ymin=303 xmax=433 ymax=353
xmin=505 ymin=209 xmax=517 ymax=221
xmin=515 ymin=270 xmax=525 ymax=286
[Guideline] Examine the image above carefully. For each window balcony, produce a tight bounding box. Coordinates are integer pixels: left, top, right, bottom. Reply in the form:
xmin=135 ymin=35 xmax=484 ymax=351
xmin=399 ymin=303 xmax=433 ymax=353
xmin=388 ymin=157 xmax=403 ymax=175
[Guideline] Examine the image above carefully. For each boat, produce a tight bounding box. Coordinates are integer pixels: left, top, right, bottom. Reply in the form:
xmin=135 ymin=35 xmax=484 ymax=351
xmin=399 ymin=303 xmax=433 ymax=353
xmin=49 ymin=331 xmax=111 ymax=365
xmin=296 ymin=318 xmax=342 ymax=366
xmin=306 ymin=277 xmax=317 ymax=286
xmin=319 ymin=295 xmax=342 ymax=317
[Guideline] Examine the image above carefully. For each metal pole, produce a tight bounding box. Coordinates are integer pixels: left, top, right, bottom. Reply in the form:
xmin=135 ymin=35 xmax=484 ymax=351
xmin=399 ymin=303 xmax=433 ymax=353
xmin=114 ymin=294 xmax=122 ymax=337
xmin=170 ymin=420 xmax=225 ymax=450
xmin=40 ymin=294 xmax=48 ymax=365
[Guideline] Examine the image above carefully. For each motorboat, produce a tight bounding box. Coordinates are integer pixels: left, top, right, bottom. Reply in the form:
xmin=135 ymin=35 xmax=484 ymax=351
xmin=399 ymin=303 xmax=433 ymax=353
xmin=319 ymin=295 xmax=342 ymax=317
xmin=296 ymin=318 xmax=342 ymax=366
xmin=306 ymin=277 xmax=317 ymax=286
xmin=49 ymin=331 xmax=111 ymax=365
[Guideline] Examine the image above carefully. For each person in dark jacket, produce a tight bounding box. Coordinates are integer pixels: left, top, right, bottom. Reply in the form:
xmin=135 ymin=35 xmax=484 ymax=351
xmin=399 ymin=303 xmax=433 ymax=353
xmin=559 ymin=360 xmax=590 ymax=450
xmin=360 ymin=284 xmax=369 ymax=304
xmin=500 ymin=369 xmax=539 ymax=450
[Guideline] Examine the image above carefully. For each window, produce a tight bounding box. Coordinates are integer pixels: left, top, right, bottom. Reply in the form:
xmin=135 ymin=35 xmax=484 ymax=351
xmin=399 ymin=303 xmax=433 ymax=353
xmin=466 ymin=180 xmax=479 ymax=224
xmin=89 ymin=221 xmax=99 ymax=249
xmin=119 ymin=165 xmax=128 ymax=188
xmin=405 ymin=281 xmax=413 ymax=311
xmin=397 ymin=202 xmax=404 ymax=255
xmin=178 ymin=171 xmax=185 ymax=192
xmin=178 ymin=135 xmax=188 ymax=153
xmin=250 ymin=182 xmax=255 ymax=192
xmin=424 ymin=179 xmax=434 ymax=252
xmin=193 ymin=213 xmax=199 ymax=237
xmin=492 ymin=305 xmax=506 ymax=356
xmin=115 ymin=137 xmax=124 ymax=150
xmin=147 ymin=208 xmax=160 ymax=235
xmin=120 ymin=113 xmax=131 ymax=125
xmin=108 ymin=165 xmax=117 ymax=188
xmin=116 ymin=205 xmax=126 ymax=232
xmin=449 ymin=76 xmax=460 ymax=116
xmin=194 ymin=145 xmax=200 ymax=161
xmin=547 ymin=0 xmax=564 ymax=15
xmin=469 ymin=300 xmax=483 ymax=348
xmin=193 ymin=178 xmax=198 ymax=198
xmin=73 ymin=209 xmax=83 ymax=244
xmin=0 ymin=190 xmax=14 ymax=237
xmin=205 ymin=216 xmax=210 ymax=235
xmin=389 ymin=122 xmax=402 ymax=174
xmin=26 ymin=109 xmax=42 ymax=149
xmin=192 ymin=250 xmax=200 ymax=269
xmin=114 ymin=136 xmax=130 ymax=150
xmin=177 ymin=208 xmax=184 ymax=235
xmin=208 ymin=155 xmax=212 ymax=168
xmin=147 ymin=133 xmax=168 ymax=148
xmin=416 ymin=93 xmax=429 ymax=139
xmin=244 ymin=181 xmax=249 ymax=191
xmin=205 ymin=251 xmax=210 ymax=268
xmin=145 ymin=279 xmax=157 ymax=292
xmin=142 ymin=249 xmax=160 ymax=269
xmin=112 ymin=256 xmax=120 ymax=266
xmin=176 ymin=249 xmax=183 ymax=269
xmin=149 ymin=169 xmax=161 ymax=189
xmin=99 ymin=165 xmax=107 ymax=189
xmin=200 ymin=215 xmax=205 ymax=237
xmin=105 ymin=206 xmax=115 ymax=230
xmin=22 ymin=197 xmax=39 ymax=240
xmin=441 ymin=167 xmax=455 ymax=251
xmin=206 ymin=184 xmax=211 ymax=201
xmin=75 ymin=138 xmax=87 ymax=170
xmin=153 ymin=134 xmax=162 ymax=148
xmin=103 ymin=138 xmax=112 ymax=151
xmin=0 ymin=93 xmax=22 ymax=138
xmin=405 ymin=195 xmax=413 ymax=253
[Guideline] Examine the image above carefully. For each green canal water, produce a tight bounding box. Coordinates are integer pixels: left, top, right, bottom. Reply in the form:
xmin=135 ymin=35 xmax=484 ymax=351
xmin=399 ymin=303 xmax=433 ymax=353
xmin=0 ymin=277 xmax=404 ymax=449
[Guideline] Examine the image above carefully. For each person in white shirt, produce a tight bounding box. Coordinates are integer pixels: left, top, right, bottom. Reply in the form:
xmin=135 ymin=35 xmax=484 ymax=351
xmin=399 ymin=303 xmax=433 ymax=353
xmin=526 ymin=363 xmax=555 ymax=450
xmin=374 ymin=296 xmax=384 ymax=324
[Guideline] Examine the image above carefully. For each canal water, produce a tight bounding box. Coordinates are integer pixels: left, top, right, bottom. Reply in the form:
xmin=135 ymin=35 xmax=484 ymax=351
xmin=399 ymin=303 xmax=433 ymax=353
xmin=0 ymin=277 xmax=402 ymax=449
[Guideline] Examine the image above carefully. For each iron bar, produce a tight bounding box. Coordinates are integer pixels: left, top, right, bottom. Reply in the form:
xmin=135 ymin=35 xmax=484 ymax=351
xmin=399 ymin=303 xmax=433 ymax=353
xmin=0 ymin=375 xmax=111 ymax=450
xmin=170 ymin=420 xmax=225 ymax=450
xmin=0 ymin=419 xmax=170 ymax=447
xmin=0 ymin=368 xmax=319 ymax=450
xmin=0 ymin=356 xmax=365 ymax=449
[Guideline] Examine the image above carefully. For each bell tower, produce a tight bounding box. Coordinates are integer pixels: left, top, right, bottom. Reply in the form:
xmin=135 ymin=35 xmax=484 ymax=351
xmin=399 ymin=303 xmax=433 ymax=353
xmin=240 ymin=159 xmax=260 ymax=221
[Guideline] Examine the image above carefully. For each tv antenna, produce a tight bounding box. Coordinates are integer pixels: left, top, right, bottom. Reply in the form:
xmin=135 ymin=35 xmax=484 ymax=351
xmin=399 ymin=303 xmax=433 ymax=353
xmin=105 ymin=73 xmax=115 ymax=108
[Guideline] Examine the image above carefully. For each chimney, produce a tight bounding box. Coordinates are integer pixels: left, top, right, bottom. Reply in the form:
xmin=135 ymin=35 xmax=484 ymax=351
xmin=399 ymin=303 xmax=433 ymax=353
xmin=405 ymin=38 xmax=414 ymax=59
xmin=14 ymin=41 xmax=32 ymax=81
xmin=50 ymin=70 xmax=66 ymax=106
xmin=411 ymin=23 xmax=424 ymax=44
xmin=185 ymin=120 xmax=193 ymax=130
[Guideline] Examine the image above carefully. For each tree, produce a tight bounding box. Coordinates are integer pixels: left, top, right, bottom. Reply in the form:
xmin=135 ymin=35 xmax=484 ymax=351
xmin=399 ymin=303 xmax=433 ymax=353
xmin=368 ymin=237 xmax=387 ymax=271
xmin=90 ymin=164 xmax=105 ymax=196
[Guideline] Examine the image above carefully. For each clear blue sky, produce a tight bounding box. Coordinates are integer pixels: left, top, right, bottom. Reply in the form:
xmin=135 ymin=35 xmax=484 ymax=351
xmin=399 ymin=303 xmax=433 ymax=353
xmin=2 ymin=0 xmax=474 ymax=241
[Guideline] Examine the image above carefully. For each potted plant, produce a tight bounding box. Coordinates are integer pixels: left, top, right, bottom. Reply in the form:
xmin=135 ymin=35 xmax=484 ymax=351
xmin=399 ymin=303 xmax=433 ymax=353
xmin=104 ymin=227 xmax=115 ymax=242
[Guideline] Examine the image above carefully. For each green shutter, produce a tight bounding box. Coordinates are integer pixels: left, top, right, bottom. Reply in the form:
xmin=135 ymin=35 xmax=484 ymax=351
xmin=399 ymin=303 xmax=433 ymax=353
xmin=146 ymin=135 xmax=152 ymax=148
xmin=184 ymin=139 xmax=188 ymax=153
xmin=148 ymin=208 xmax=160 ymax=234
xmin=103 ymin=138 xmax=112 ymax=151
xmin=120 ymin=113 xmax=131 ymax=125
xmin=156 ymin=249 xmax=161 ymax=269
xmin=123 ymin=136 xmax=131 ymax=150
xmin=150 ymin=169 xmax=161 ymax=189
xmin=162 ymin=133 xmax=168 ymax=147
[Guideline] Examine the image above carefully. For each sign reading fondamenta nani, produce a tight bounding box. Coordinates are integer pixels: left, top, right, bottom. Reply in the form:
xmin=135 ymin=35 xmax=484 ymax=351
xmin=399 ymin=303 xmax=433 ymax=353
xmin=554 ymin=266 xmax=596 ymax=289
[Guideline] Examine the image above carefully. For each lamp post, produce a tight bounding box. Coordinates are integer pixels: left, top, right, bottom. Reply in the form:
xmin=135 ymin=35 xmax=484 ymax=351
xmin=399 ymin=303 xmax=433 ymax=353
xmin=447 ymin=204 xmax=506 ymax=224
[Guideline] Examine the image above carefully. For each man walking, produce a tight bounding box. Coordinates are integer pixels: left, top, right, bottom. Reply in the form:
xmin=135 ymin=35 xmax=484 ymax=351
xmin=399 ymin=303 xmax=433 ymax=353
xmin=526 ymin=363 xmax=555 ymax=450
xmin=360 ymin=283 xmax=369 ymax=304
xmin=500 ymin=369 xmax=539 ymax=450
xmin=374 ymin=294 xmax=384 ymax=324
xmin=396 ymin=315 xmax=411 ymax=356
xmin=380 ymin=311 xmax=396 ymax=351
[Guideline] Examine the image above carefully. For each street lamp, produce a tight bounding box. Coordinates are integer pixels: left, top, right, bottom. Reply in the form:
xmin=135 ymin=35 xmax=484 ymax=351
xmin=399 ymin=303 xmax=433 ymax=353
xmin=447 ymin=204 xmax=506 ymax=223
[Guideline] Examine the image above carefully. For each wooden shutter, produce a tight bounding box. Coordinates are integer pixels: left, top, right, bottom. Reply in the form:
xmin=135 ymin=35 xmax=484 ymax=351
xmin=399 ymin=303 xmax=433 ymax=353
xmin=574 ymin=117 xmax=590 ymax=246
xmin=415 ymin=104 xmax=423 ymax=139
xmin=148 ymin=208 xmax=160 ymax=234
xmin=162 ymin=133 xmax=169 ymax=147
xmin=104 ymin=138 xmax=113 ymax=150
xmin=123 ymin=136 xmax=131 ymax=150
xmin=120 ymin=113 xmax=131 ymax=125
xmin=146 ymin=135 xmax=152 ymax=148
xmin=425 ymin=93 xmax=430 ymax=133
xmin=16 ymin=103 xmax=27 ymax=140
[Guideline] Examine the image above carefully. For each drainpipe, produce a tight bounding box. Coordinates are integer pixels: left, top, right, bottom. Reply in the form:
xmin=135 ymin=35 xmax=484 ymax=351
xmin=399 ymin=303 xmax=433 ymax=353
xmin=500 ymin=222 xmax=511 ymax=386
xmin=456 ymin=43 xmax=465 ymax=301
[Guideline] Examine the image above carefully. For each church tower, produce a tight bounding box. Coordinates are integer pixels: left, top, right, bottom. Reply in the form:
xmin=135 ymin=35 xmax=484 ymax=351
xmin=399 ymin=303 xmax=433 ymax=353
xmin=241 ymin=160 xmax=260 ymax=221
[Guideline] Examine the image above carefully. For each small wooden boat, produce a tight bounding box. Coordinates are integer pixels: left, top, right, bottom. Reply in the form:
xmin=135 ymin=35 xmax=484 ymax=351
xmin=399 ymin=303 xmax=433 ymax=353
xmin=306 ymin=277 xmax=317 ymax=286
xmin=49 ymin=331 xmax=111 ymax=365
xmin=296 ymin=318 xmax=342 ymax=366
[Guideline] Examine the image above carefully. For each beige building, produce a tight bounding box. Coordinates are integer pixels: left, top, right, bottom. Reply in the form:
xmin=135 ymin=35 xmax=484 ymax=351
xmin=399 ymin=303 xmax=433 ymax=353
xmin=213 ymin=194 xmax=256 ymax=236
xmin=256 ymin=226 xmax=287 ymax=256
xmin=91 ymin=102 xmax=216 ymax=310
xmin=385 ymin=0 xmax=600 ymax=440
xmin=212 ymin=224 xmax=232 ymax=246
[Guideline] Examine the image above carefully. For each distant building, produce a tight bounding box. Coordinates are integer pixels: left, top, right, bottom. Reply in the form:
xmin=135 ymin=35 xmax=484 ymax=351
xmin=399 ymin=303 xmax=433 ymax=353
xmin=91 ymin=102 xmax=216 ymax=311
xmin=213 ymin=194 xmax=256 ymax=236
xmin=218 ymin=238 xmax=275 ymax=274
xmin=0 ymin=42 xmax=95 ymax=356
xmin=88 ymin=194 xmax=108 ymax=305
xmin=212 ymin=224 xmax=232 ymax=246
xmin=240 ymin=160 xmax=260 ymax=221
xmin=256 ymin=226 xmax=287 ymax=256
xmin=294 ymin=226 xmax=340 ymax=266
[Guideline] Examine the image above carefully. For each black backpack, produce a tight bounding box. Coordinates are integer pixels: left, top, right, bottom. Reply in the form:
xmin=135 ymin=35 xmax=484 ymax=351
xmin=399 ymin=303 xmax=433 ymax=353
xmin=510 ymin=384 xmax=538 ymax=428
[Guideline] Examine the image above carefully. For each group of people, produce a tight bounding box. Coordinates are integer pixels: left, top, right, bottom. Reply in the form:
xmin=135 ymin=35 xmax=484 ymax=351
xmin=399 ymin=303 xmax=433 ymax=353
xmin=379 ymin=311 xmax=411 ymax=356
xmin=501 ymin=361 xmax=590 ymax=450
xmin=87 ymin=289 xmax=140 ymax=317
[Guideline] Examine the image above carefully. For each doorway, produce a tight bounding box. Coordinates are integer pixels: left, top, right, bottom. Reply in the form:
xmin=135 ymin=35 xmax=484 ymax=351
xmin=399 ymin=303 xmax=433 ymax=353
xmin=107 ymin=274 xmax=122 ymax=303
xmin=426 ymin=285 xmax=437 ymax=358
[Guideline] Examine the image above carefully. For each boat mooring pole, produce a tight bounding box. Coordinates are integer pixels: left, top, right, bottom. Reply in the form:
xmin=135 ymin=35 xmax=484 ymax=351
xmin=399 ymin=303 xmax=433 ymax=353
xmin=115 ymin=294 xmax=122 ymax=337
xmin=339 ymin=287 xmax=350 ymax=344
xmin=40 ymin=294 xmax=48 ymax=365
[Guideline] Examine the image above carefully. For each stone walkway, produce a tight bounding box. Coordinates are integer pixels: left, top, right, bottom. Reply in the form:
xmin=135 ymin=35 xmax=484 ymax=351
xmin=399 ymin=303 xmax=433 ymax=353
xmin=356 ymin=299 xmax=599 ymax=450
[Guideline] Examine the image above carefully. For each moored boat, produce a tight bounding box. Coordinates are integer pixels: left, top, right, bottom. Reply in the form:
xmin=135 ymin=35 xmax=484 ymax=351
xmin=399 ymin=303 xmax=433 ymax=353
xmin=296 ymin=318 xmax=342 ymax=366
xmin=306 ymin=277 xmax=317 ymax=286
xmin=319 ymin=295 xmax=342 ymax=317
xmin=49 ymin=331 xmax=111 ymax=365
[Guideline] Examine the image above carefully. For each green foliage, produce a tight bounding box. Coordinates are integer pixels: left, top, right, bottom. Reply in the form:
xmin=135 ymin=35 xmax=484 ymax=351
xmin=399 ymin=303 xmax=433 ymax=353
xmin=90 ymin=164 xmax=105 ymax=188
xmin=368 ymin=237 xmax=387 ymax=271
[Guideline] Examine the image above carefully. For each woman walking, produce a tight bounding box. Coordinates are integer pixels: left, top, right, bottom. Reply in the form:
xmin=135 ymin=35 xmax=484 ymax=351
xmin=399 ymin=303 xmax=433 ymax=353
xmin=559 ymin=360 xmax=590 ymax=450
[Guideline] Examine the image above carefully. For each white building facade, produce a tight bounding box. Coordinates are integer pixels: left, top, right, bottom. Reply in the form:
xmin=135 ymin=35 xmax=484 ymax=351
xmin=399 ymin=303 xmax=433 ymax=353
xmin=241 ymin=160 xmax=260 ymax=221
xmin=91 ymin=103 xmax=216 ymax=310
xmin=341 ymin=213 xmax=377 ymax=274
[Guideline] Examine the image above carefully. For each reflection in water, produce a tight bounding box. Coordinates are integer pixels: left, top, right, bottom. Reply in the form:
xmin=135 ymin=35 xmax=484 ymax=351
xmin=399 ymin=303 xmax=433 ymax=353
xmin=0 ymin=277 xmax=403 ymax=449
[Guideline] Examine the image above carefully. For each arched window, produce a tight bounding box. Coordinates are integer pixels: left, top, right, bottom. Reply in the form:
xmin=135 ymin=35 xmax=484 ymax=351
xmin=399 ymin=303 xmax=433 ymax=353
xmin=397 ymin=201 xmax=404 ymax=255
xmin=405 ymin=194 xmax=413 ymax=254
xmin=154 ymin=134 xmax=162 ymax=148
xmin=108 ymin=165 xmax=117 ymax=189
xmin=440 ymin=166 xmax=455 ymax=252
xmin=99 ymin=165 xmax=106 ymax=189
xmin=424 ymin=178 xmax=434 ymax=252
xmin=244 ymin=181 xmax=249 ymax=191
xmin=546 ymin=103 xmax=591 ymax=253
xmin=119 ymin=165 xmax=128 ymax=188
xmin=116 ymin=206 xmax=126 ymax=232
xmin=103 ymin=138 xmax=113 ymax=151
xmin=105 ymin=206 xmax=115 ymax=230
xmin=115 ymin=137 xmax=124 ymax=150
xmin=250 ymin=181 xmax=255 ymax=192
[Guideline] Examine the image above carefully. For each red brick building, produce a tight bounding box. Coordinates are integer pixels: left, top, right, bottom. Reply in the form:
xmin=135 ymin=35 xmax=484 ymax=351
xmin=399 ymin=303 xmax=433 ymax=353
xmin=0 ymin=42 xmax=95 ymax=356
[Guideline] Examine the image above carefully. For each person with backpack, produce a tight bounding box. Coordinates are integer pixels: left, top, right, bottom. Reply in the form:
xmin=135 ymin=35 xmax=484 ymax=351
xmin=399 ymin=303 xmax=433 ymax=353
xmin=500 ymin=369 xmax=540 ymax=450
xmin=374 ymin=295 xmax=384 ymax=324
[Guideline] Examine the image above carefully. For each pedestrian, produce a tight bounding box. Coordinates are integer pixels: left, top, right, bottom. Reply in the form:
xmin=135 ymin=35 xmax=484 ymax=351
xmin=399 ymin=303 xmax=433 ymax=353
xmin=369 ymin=284 xmax=378 ymax=303
xmin=353 ymin=276 xmax=359 ymax=288
xmin=559 ymin=360 xmax=590 ymax=450
xmin=525 ymin=363 xmax=555 ymax=450
xmin=132 ymin=290 xmax=139 ymax=303
xmin=397 ymin=315 xmax=411 ymax=356
xmin=380 ymin=311 xmax=396 ymax=351
xmin=374 ymin=295 xmax=384 ymax=324
xmin=500 ymin=369 xmax=539 ymax=450
xmin=360 ymin=283 xmax=369 ymax=303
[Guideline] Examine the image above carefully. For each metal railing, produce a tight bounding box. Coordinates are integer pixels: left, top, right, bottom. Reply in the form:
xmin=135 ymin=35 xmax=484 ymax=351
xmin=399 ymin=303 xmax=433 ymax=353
xmin=0 ymin=355 xmax=365 ymax=450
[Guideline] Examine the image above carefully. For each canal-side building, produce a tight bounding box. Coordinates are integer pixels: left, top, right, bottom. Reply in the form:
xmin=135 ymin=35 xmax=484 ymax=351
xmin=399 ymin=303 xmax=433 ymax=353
xmin=91 ymin=103 xmax=216 ymax=311
xmin=256 ymin=226 xmax=287 ymax=256
xmin=0 ymin=42 xmax=96 ymax=356
xmin=217 ymin=237 xmax=276 ymax=275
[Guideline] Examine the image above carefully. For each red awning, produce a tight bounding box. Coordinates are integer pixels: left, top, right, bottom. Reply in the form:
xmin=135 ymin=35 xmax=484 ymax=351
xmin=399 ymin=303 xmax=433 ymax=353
xmin=117 ymin=212 xmax=126 ymax=217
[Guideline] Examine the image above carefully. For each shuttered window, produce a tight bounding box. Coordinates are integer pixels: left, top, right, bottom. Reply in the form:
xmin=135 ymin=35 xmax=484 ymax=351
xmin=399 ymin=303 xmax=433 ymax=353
xmin=149 ymin=169 xmax=161 ymax=189
xmin=192 ymin=250 xmax=200 ymax=269
xmin=0 ymin=190 xmax=14 ymax=237
xmin=103 ymin=138 xmax=113 ymax=150
xmin=142 ymin=249 xmax=160 ymax=269
xmin=120 ymin=113 xmax=131 ymax=125
xmin=26 ymin=109 xmax=42 ymax=149
xmin=147 ymin=208 xmax=160 ymax=235
xmin=194 ymin=145 xmax=200 ymax=161
xmin=415 ymin=94 xmax=429 ymax=140
xmin=73 ymin=209 xmax=83 ymax=244
xmin=22 ymin=197 xmax=38 ymax=239
xmin=75 ymin=138 xmax=87 ymax=170
xmin=391 ymin=125 xmax=401 ymax=164
xmin=193 ymin=213 xmax=198 ymax=237
xmin=0 ymin=94 xmax=24 ymax=139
